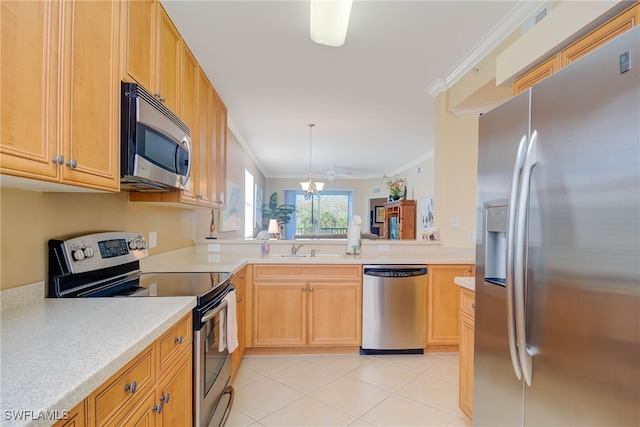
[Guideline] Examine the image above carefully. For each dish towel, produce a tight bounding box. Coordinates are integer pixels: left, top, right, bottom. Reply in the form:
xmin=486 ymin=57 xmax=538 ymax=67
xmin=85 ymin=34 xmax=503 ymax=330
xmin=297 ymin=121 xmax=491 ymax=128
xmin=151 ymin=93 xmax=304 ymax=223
xmin=218 ymin=290 xmax=239 ymax=353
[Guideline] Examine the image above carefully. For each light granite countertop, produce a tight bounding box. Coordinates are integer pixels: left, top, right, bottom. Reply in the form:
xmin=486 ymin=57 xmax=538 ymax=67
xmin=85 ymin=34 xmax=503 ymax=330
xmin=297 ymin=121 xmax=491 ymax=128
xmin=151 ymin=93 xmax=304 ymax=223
xmin=141 ymin=243 xmax=475 ymax=273
xmin=454 ymin=276 xmax=475 ymax=291
xmin=0 ymin=297 xmax=196 ymax=426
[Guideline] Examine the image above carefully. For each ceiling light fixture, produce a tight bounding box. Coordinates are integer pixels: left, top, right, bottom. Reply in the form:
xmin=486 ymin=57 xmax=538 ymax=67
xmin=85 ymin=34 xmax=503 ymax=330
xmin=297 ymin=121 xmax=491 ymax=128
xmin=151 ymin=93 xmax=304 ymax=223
xmin=309 ymin=0 xmax=353 ymax=47
xmin=300 ymin=123 xmax=325 ymax=200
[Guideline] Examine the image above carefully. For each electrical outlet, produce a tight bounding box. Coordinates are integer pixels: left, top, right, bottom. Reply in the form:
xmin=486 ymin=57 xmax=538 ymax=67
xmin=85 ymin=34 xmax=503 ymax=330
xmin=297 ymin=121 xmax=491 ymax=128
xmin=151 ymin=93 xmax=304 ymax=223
xmin=148 ymin=232 xmax=157 ymax=248
xmin=378 ymin=244 xmax=390 ymax=251
xmin=451 ymin=216 xmax=460 ymax=229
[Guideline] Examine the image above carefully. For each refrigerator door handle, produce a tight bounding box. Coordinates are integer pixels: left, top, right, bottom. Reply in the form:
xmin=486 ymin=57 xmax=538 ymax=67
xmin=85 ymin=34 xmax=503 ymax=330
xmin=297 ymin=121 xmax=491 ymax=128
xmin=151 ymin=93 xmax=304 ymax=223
xmin=505 ymin=134 xmax=528 ymax=381
xmin=514 ymin=129 xmax=538 ymax=386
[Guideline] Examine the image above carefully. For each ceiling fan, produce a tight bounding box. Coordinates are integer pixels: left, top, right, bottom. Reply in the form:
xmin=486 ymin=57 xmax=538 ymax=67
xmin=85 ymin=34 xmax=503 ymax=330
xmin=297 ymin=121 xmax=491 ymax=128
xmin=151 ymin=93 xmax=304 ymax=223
xmin=326 ymin=165 xmax=380 ymax=183
xmin=326 ymin=166 xmax=351 ymax=183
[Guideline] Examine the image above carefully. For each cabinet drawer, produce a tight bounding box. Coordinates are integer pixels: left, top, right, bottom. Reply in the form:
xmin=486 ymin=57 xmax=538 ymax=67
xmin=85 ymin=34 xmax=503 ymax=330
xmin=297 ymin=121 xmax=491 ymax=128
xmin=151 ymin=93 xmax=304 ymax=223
xmin=253 ymin=264 xmax=361 ymax=281
xmin=460 ymin=288 xmax=475 ymax=318
xmin=157 ymin=313 xmax=192 ymax=373
xmin=90 ymin=344 xmax=155 ymax=426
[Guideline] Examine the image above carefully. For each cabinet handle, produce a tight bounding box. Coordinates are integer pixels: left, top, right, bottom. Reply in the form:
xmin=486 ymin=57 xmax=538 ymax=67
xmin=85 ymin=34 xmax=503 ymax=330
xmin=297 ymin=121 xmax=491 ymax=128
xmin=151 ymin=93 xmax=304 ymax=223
xmin=152 ymin=402 xmax=163 ymax=414
xmin=160 ymin=393 xmax=170 ymax=404
xmin=472 ymin=303 xmax=476 ymax=310
xmin=51 ymin=154 xmax=64 ymax=165
xmin=66 ymin=158 xmax=77 ymax=169
xmin=124 ymin=381 xmax=137 ymax=394
xmin=160 ymin=96 xmax=166 ymax=102
xmin=174 ymin=336 xmax=183 ymax=344
xmin=236 ymin=297 xmax=242 ymax=303
xmin=154 ymin=92 xmax=162 ymax=99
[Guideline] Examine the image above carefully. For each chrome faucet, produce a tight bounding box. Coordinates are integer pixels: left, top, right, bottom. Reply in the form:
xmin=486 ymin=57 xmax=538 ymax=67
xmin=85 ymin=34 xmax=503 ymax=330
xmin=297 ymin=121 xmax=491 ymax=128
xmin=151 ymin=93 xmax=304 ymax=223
xmin=291 ymin=244 xmax=303 ymax=255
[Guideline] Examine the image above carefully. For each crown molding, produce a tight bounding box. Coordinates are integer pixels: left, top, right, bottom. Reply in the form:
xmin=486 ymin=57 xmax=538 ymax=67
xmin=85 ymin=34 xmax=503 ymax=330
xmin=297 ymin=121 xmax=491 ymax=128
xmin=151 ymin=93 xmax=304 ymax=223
xmin=427 ymin=0 xmax=546 ymax=98
xmin=227 ymin=116 xmax=268 ymax=178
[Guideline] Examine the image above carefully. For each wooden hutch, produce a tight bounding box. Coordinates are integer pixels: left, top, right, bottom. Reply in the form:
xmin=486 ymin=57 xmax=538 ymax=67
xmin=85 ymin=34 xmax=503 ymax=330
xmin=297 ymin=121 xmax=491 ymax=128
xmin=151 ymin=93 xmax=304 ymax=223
xmin=383 ymin=199 xmax=416 ymax=240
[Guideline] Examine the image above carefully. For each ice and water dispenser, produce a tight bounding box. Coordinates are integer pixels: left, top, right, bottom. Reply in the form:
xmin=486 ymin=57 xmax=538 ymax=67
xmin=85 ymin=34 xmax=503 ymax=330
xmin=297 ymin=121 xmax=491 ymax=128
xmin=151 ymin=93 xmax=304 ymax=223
xmin=484 ymin=201 xmax=508 ymax=286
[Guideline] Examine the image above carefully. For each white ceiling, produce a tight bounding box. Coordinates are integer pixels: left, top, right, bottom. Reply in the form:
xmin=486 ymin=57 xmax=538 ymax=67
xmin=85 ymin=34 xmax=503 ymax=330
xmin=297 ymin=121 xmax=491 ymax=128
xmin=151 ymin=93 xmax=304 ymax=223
xmin=162 ymin=0 xmax=530 ymax=180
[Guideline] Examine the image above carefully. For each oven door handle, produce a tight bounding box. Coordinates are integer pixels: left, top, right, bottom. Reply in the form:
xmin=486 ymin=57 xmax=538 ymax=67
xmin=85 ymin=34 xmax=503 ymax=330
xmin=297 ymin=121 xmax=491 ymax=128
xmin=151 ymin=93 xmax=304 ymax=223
xmin=201 ymin=300 xmax=228 ymax=323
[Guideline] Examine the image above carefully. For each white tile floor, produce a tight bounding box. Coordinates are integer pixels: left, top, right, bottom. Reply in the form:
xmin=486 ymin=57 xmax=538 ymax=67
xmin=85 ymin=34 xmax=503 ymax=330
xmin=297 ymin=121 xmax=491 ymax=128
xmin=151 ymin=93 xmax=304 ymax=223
xmin=224 ymin=353 xmax=471 ymax=427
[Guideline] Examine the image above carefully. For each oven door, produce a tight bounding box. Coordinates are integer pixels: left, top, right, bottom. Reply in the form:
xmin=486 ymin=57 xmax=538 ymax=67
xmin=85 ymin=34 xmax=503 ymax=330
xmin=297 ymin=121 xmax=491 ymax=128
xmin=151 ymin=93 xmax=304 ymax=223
xmin=194 ymin=301 xmax=233 ymax=427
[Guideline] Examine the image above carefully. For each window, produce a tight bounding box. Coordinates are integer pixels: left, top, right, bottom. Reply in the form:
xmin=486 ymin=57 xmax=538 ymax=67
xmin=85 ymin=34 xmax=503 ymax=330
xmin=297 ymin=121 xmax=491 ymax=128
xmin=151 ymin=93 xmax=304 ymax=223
xmin=283 ymin=189 xmax=353 ymax=239
xmin=244 ymin=170 xmax=254 ymax=238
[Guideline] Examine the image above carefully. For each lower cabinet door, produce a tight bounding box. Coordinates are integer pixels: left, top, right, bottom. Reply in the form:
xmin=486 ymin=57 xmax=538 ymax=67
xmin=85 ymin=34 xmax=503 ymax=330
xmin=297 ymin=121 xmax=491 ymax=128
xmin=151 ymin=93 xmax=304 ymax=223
xmin=118 ymin=391 xmax=156 ymax=427
xmin=307 ymin=282 xmax=361 ymax=346
xmin=156 ymin=350 xmax=192 ymax=427
xmin=253 ymin=283 xmax=306 ymax=346
xmin=459 ymin=311 xmax=475 ymax=419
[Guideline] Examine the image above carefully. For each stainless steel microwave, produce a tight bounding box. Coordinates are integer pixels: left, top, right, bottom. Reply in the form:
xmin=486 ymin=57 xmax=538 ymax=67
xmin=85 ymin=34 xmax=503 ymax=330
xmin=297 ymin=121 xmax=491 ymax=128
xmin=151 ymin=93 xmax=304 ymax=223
xmin=121 ymin=82 xmax=192 ymax=191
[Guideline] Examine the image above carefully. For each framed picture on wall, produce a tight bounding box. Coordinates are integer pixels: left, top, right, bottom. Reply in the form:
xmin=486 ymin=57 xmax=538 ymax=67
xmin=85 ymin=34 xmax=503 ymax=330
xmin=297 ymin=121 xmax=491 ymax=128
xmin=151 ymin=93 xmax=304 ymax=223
xmin=375 ymin=206 xmax=384 ymax=223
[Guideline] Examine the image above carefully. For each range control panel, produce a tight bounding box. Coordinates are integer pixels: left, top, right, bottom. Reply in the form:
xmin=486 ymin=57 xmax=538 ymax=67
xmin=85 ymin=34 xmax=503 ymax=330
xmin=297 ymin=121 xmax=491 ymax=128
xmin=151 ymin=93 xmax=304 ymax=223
xmin=50 ymin=232 xmax=148 ymax=274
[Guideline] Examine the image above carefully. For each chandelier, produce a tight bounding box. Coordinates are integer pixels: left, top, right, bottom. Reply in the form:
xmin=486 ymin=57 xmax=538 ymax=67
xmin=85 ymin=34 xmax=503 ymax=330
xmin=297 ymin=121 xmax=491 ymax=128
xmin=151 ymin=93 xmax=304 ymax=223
xmin=300 ymin=123 xmax=325 ymax=200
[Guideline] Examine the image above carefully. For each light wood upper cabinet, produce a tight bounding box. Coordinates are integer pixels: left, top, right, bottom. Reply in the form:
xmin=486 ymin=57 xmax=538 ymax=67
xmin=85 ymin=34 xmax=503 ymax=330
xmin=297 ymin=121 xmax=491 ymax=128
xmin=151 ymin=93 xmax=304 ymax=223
xmin=427 ymin=264 xmax=474 ymax=346
xmin=1 ymin=0 xmax=60 ymax=181
xmin=1 ymin=0 xmax=120 ymax=191
xmin=198 ymin=70 xmax=214 ymax=205
xmin=252 ymin=265 xmax=362 ymax=348
xmin=213 ymin=91 xmax=228 ymax=208
xmin=121 ymin=1 xmax=182 ymax=115
xmin=121 ymin=0 xmax=156 ymax=90
xmin=561 ymin=3 xmax=639 ymax=67
xmin=60 ymin=0 xmax=120 ymax=191
xmin=513 ymin=55 xmax=560 ymax=95
xmin=513 ymin=2 xmax=639 ymax=94
xmin=178 ymin=45 xmax=199 ymax=202
xmin=156 ymin=6 xmax=181 ymax=114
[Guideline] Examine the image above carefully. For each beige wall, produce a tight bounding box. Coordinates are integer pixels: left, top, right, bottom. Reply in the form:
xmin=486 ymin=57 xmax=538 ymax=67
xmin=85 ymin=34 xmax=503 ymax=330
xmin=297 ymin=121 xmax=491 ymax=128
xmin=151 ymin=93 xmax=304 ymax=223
xmin=195 ymin=129 xmax=266 ymax=239
xmin=265 ymin=155 xmax=436 ymax=235
xmin=1 ymin=128 xmax=265 ymax=291
xmin=0 ymin=188 xmax=197 ymax=290
xmin=433 ymin=93 xmax=479 ymax=248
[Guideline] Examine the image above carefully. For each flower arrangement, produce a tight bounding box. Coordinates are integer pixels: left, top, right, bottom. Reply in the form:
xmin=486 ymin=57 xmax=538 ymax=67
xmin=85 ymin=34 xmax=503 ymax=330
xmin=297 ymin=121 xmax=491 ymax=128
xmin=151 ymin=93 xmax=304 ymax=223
xmin=384 ymin=175 xmax=405 ymax=200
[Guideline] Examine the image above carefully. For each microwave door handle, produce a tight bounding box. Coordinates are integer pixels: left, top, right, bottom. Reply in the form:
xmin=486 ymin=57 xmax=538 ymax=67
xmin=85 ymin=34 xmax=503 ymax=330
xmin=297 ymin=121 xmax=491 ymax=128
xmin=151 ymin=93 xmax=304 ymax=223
xmin=178 ymin=136 xmax=192 ymax=188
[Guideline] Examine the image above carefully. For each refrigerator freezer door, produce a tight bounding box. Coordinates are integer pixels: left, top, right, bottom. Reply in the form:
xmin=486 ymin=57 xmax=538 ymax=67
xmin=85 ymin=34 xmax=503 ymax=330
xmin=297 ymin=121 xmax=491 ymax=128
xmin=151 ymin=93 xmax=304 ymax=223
xmin=474 ymin=90 xmax=530 ymax=426
xmin=524 ymin=27 xmax=639 ymax=426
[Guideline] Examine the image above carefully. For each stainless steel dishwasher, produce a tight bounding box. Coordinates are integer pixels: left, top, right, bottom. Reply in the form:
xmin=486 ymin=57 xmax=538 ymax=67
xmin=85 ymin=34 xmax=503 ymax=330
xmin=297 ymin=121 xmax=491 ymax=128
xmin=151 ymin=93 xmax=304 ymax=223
xmin=361 ymin=265 xmax=428 ymax=354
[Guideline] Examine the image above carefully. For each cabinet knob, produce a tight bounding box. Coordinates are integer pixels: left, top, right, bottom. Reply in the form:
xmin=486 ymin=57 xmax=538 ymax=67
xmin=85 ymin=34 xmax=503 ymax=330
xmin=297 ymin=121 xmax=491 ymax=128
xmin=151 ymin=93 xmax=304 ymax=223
xmin=51 ymin=154 xmax=64 ymax=165
xmin=236 ymin=297 xmax=242 ymax=303
xmin=154 ymin=92 xmax=161 ymax=99
xmin=467 ymin=267 xmax=472 ymax=273
xmin=66 ymin=158 xmax=77 ymax=169
xmin=174 ymin=336 xmax=183 ymax=344
xmin=160 ymin=393 xmax=170 ymax=404
xmin=152 ymin=402 xmax=163 ymax=414
xmin=124 ymin=381 xmax=137 ymax=394
xmin=302 ymin=287 xmax=306 ymax=291
xmin=309 ymin=287 xmax=313 ymax=292
xmin=472 ymin=303 xmax=476 ymax=310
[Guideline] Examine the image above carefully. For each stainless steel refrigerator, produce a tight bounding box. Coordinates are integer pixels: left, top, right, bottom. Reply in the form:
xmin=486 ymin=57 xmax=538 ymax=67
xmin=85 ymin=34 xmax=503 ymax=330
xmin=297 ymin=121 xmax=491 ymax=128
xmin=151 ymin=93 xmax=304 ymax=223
xmin=474 ymin=26 xmax=639 ymax=426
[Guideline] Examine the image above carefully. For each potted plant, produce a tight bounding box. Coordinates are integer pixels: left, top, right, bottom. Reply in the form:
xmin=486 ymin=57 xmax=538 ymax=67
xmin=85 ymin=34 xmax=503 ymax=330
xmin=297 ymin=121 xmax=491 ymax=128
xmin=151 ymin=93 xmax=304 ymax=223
xmin=384 ymin=175 xmax=405 ymax=201
xmin=261 ymin=192 xmax=297 ymax=230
